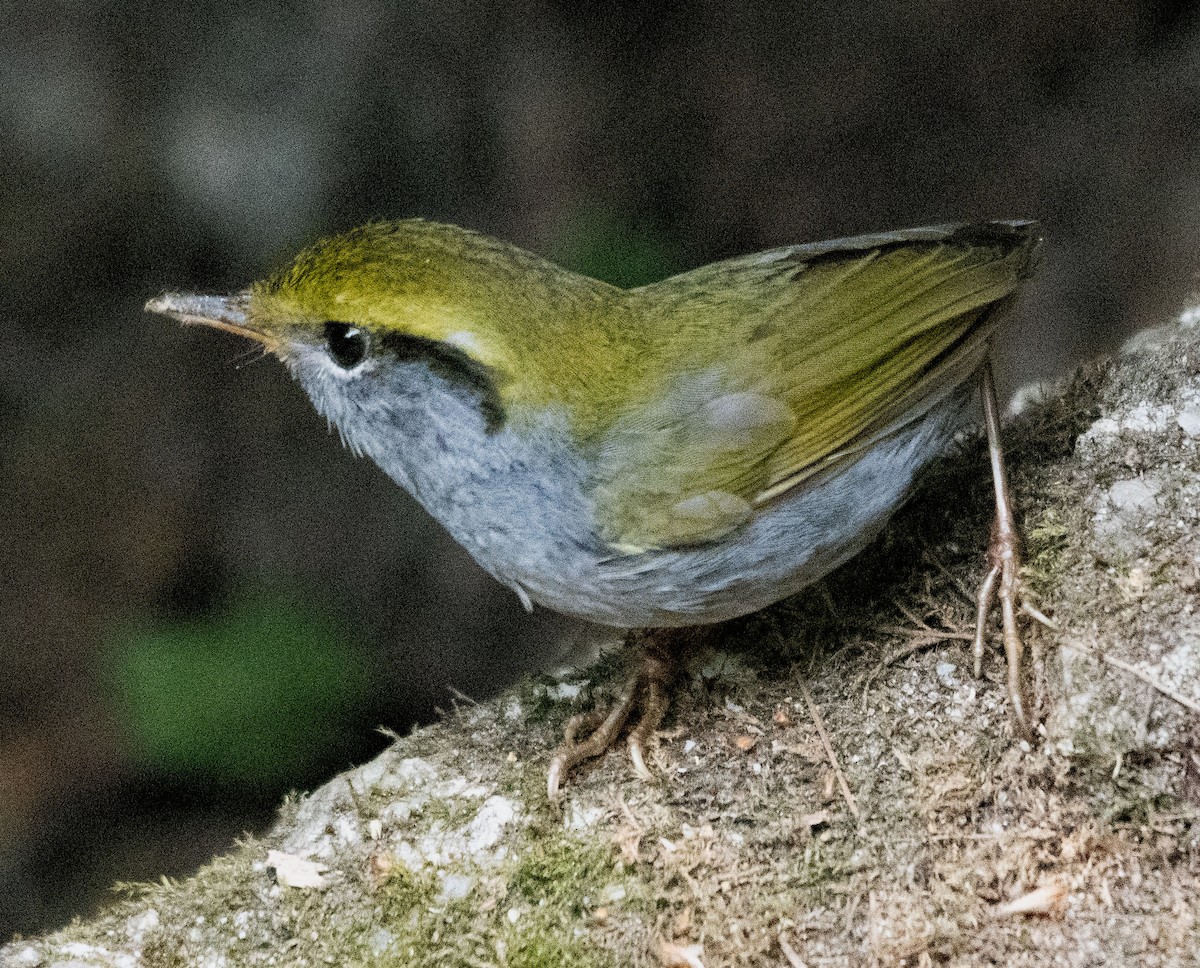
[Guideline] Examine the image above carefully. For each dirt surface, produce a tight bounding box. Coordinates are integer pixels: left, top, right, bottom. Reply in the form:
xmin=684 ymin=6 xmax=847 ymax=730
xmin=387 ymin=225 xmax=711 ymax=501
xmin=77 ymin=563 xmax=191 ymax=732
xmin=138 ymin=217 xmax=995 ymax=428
xmin=4 ymin=321 xmax=1199 ymax=968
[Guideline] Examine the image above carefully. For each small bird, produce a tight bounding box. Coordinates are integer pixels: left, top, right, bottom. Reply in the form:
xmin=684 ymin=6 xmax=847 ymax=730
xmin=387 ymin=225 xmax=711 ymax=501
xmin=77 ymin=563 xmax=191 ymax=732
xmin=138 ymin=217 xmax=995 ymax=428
xmin=147 ymin=218 xmax=1043 ymax=797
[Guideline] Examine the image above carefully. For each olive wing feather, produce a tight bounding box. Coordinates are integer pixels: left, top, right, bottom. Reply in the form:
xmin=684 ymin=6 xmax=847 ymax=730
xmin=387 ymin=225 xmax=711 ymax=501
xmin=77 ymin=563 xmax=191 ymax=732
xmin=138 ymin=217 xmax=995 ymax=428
xmin=592 ymin=221 xmax=1042 ymax=551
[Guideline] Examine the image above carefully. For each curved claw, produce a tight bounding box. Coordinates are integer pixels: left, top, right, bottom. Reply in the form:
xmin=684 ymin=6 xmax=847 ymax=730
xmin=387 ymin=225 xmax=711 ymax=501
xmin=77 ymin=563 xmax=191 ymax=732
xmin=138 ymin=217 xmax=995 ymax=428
xmin=628 ymin=739 xmax=653 ymax=782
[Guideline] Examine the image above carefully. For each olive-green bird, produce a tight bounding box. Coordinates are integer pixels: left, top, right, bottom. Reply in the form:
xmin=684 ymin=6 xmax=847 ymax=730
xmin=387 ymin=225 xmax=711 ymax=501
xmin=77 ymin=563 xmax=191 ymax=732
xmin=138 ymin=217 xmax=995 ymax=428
xmin=147 ymin=218 xmax=1043 ymax=796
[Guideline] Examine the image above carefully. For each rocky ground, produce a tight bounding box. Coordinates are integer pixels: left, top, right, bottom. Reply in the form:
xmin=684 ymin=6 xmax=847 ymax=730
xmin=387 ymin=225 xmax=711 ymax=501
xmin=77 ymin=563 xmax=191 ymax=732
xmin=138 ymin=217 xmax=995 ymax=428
xmin=4 ymin=318 xmax=1199 ymax=968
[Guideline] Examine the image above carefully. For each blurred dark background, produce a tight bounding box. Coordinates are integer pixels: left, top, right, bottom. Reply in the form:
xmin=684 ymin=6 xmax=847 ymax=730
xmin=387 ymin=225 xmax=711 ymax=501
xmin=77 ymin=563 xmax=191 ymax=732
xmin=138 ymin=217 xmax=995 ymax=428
xmin=3 ymin=0 xmax=1198 ymax=936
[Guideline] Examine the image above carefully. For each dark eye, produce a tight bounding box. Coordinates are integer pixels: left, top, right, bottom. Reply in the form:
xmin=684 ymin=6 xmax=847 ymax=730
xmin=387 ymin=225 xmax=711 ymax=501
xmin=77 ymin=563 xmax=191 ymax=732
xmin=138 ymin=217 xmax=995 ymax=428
xmin=324 ymin=322 xmax=369 ymax=369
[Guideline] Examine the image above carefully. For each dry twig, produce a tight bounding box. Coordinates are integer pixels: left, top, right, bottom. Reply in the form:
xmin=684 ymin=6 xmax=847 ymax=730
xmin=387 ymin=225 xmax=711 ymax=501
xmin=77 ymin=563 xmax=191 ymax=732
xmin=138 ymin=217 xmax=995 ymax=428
xmin=1059 ymin=639 xmax=1200 ymax=715
xmin=659 ymin=939 xmax=705 ymax=967
xmin=778 ymin=931 xmax=808 ymax=968
xmin=995 ymin=879 xmax=1069 ymax=918
xmin=799 ymin=682 xmax=860 ymax=820
xmin=923 ymin=550 xmax=978 ymax=605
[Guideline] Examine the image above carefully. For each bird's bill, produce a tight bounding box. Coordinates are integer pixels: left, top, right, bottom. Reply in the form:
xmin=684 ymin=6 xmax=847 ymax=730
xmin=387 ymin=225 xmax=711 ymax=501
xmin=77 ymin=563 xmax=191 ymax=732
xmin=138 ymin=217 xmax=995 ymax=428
xmin=144 ymin=291 xmax=277 ymax=348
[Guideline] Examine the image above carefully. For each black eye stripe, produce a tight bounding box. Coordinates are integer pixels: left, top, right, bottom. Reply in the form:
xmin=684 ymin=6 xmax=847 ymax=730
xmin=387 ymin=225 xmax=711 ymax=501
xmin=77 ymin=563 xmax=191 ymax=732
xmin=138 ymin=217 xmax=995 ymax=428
xmin=319 ymin=324 xmax=505 ymax=432
xmin=379 ymin=332 xmax=506 ymax=434
xmin=324 ymin=322 xmax=369 ymax=369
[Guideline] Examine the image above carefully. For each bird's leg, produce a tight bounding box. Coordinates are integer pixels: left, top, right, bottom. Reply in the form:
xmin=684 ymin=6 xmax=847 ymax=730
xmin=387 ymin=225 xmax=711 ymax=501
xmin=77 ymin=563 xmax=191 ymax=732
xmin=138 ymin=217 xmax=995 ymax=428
xmin=973 ymin=361 xmax=1034 ymax=740
xmin=547 ymin=631 xmax=684 ymax=799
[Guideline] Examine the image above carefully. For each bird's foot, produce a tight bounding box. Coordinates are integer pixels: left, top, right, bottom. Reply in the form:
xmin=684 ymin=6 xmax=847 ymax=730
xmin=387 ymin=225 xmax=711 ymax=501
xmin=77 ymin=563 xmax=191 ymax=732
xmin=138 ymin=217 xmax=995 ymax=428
xmin=974 ymin=520 xmax=1027 ymax=738
xmin=547 ymin=633 xmax=680 ymax=800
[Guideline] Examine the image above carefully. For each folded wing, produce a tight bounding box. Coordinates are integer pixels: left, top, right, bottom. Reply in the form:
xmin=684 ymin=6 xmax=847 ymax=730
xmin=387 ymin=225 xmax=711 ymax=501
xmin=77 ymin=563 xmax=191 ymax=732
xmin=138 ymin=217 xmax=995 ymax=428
xmin=592 ymin=221 xmax=1042 ymax=551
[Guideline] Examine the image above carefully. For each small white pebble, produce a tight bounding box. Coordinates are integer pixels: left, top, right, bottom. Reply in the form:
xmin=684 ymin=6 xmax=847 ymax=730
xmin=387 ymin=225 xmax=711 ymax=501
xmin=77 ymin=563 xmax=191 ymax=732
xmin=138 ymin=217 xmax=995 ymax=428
xmin=1107 ymin=477 xmax=1162 ymax=512
xmin=548 ymin=681 xmax=584 ymax=701
xmin=602 ymin=883 xmax=627 ymax=903
xmin=1177 ymin=408 xmax=1200 ymax=438
xmin=1086 ymin=417 xmax=1120 ymax=437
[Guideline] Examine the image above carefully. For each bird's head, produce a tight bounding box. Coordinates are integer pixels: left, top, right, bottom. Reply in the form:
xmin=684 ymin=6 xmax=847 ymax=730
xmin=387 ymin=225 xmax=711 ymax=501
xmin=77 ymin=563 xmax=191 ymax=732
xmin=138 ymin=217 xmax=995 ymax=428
xmin=147 ymin=220 xmax=623 ymax=450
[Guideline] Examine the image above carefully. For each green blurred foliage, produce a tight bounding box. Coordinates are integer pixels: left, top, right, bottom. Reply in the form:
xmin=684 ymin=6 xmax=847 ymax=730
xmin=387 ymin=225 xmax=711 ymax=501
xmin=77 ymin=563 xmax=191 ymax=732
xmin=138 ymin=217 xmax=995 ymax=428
xmin=552 ymin=210 xmax=684 ymax=288
xmin=106 ymin=597 xmax=370 ymax=790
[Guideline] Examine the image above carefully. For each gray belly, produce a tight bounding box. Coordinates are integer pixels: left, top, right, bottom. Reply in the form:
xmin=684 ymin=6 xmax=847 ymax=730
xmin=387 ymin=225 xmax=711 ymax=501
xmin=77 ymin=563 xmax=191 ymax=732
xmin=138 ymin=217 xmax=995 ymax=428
xmin=360 ymin=371 xmax=977 ymax=630
xmin=505 ymin=386 xmax=976 ymax=628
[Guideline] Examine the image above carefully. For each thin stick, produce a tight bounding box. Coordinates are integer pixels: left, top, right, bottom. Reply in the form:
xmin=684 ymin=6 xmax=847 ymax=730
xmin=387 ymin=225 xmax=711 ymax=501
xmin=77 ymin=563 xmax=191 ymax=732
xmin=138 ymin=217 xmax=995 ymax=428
xmin=779 ymin=932 xmax=808 ymax=968
xmin=878 ymin=626 xmax=973 ymax=642
xmin=446 ymin=685 xmax=480 ymax=706
xmin=870 ymin=638 xmax=946 ymax=678
xmin=924 ymin=551 xmax=977 ymax=606
xmin=799 ymin=682 xmax=860 ymax=820
xmin=892 ymin=600 xmax=929 ymax=629
xmin=1059 ymin=640 xmax=1200 ymax=715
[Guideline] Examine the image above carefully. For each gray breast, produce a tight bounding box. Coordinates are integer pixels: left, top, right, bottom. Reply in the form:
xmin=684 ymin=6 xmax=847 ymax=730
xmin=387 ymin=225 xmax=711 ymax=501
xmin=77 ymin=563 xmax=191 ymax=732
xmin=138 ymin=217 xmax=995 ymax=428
xmin=294 ymin=348 xmax=976 ymax=630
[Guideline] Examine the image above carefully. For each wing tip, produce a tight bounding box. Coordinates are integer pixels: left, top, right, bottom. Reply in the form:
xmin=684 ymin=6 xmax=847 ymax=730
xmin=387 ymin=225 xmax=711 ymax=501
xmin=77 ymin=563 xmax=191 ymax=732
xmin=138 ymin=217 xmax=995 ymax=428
xmin=945 ymin=220 xmax=1044 ymax=276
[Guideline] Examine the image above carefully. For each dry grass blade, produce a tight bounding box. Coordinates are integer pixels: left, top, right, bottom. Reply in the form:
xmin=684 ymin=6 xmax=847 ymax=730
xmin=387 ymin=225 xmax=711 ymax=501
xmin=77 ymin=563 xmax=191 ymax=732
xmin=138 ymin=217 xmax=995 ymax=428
xmin=878 ymin=626 xmax=973 ymax=642
xmin=446 ymin=684 xmax=480 ymax=706
xmin=659 ymin=939 xmax=705 ymax=967
xmin=923 ymin=550 xmax=978 ymax=605
xmin=778 ymin=931 xmax=808 ymax=967
xmin=799 ymin=681 xmax=860 ymax=820
xmin=863 ymin=599 xmax=973 ymax=685
xmin=1060 ymin=639 xmax=1200 ymax=715
xmin=994 ymin=878 xmax=1069 ymax=918
xmin=866 ymin=635 xmax=956 ymax=684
